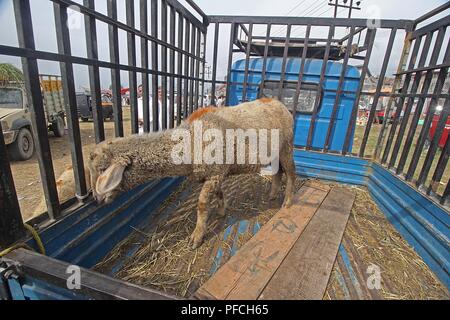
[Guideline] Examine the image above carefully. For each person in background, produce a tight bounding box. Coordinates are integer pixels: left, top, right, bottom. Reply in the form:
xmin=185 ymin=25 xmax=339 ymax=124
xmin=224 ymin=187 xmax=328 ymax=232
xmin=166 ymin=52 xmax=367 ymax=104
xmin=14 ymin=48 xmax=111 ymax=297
xmin=217 ymin=95 xmax=225 ymax=107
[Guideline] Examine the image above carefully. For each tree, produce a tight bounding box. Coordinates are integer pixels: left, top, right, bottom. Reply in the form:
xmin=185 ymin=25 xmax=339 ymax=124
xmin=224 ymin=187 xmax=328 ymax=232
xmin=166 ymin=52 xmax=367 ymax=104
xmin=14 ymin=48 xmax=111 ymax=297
xmin=0 ymin=63 xmax=23 ymax=86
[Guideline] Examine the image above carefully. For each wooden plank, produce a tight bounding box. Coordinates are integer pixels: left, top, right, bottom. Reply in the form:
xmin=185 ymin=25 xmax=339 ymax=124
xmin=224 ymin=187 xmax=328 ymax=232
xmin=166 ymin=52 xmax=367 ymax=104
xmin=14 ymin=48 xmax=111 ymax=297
xmin=195 ymin=181 xmax=330 ymax=300
xmin=259 ymin=187 xmax=355 ymax=300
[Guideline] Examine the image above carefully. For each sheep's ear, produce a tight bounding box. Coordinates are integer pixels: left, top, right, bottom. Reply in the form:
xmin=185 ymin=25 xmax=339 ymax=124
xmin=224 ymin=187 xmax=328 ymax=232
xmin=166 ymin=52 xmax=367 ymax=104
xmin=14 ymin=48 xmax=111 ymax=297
xmin=95 ymin=163 xmax=126 ymax=196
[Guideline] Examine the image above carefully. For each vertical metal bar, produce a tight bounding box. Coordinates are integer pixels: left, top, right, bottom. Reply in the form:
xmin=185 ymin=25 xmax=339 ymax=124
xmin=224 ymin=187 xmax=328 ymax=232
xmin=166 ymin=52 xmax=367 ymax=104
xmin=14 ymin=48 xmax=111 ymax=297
xmin=324 ymin=26 xmax=356 ymax=153
xmin=200 ymin=31 xmax=207 ymax=108
xmin=359 ymin=27 xmax=397 ymax=158
xmin=440 ymin=178 xmax=450 ymax=205
xmin=176 ymin=13 xmax=184 ymax=125
xmin=0 ymin=123 xmax=25 ymax=247
xmin=140 ymin=0 xmax=150 ymax=133
xmin=258 ymin=23 xmax=272 ymax=98
xmin=194 ymin=27 xmax=201 ymax=111
xmin=225 ymin=23 xmax=237 ymax=106
xmin=342 ymin=28 xmax=377 ymax=155
xmin=428 ymin=136 xmax=449 ymax=195
xmin=381 ymin=35 xmax=424 ymax=164
xmin=306 ymin=25 xmax=334 ymax=150
xmin=189 ymin=25 xmax=196 ymax=114
xmin=388 ymin=31 xmax=433 ymax=169
xmin=53 ymin=2 xmax=87 ymax=198
xmin=168 ymin=4 xmax=176 ymax=129
xmin=84 ymin=0 xmax=105 ymax=142
xmin=242 ymin=23 xmax=254 ymax=102
xmin=161 ymin=0 xmax=168 ymax=130
xmin=211 ymin=22 xmax=220 ymax=106
xmin=396 ymin=28 xmax=448 ymax=174
xmin=183 ymin=21 xmax=191 ymax=118
xmin=278 ymin=24 xmax=292 ymax=101
xmin=126 ymin=0 xmax=139 ymax=134
xmin=292 ymin=25 xmax=311 ymax=127
xmin=151 ymin=0 xmax=159 ymax=132
xmin=107 ymin=0 xmax=124 ymax=138
xmin=416 ymin=91 xmax=450 ymax=188
xmin=14 ymin=0 xmax=60 ymax=219
xmin=374 ymin=32 xmax=413 ymax=160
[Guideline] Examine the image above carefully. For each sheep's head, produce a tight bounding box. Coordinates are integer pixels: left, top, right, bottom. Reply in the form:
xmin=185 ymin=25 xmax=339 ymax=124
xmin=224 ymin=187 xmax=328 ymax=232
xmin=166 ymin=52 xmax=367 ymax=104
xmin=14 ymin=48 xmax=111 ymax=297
xmin=88 ymin=142 xmax=131 ymax=204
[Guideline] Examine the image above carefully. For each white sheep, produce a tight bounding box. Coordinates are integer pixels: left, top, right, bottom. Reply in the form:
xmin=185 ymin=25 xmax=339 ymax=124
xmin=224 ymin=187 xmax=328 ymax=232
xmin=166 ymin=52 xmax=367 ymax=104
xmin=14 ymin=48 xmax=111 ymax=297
xmin=88 ymin=98 xmax=296 ymax=249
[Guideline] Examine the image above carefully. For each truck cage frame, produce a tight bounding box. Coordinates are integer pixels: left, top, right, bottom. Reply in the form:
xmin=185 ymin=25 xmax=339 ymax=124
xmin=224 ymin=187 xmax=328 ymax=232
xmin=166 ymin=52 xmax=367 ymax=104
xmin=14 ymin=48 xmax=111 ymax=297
xmin=0 ymin=0 xmax=449 ymax=299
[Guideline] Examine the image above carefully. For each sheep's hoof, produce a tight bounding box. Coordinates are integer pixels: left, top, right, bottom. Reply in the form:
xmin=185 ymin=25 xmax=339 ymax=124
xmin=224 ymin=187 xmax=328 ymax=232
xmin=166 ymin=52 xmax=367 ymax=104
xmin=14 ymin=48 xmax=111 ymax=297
xmin=189 ymin=233 xmax=204 ymax=250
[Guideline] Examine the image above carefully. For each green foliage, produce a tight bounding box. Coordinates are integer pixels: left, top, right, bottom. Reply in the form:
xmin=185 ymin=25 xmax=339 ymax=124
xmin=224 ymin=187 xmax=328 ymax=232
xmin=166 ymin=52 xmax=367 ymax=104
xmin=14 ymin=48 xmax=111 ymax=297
xmin=0 ymin=63 xmax=24 ymax=85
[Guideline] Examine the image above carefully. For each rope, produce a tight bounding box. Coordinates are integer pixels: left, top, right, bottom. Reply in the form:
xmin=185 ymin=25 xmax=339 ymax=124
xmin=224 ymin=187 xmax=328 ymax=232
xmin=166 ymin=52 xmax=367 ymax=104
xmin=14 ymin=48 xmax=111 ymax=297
xmin=0 ymin=224 xmax=46 ymax=258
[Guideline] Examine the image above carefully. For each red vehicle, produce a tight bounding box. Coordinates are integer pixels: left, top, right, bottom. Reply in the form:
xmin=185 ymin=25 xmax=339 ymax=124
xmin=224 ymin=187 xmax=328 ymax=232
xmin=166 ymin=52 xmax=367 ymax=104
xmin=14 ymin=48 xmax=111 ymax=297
xmin=429 ymin=114 xmax=450 ymax=149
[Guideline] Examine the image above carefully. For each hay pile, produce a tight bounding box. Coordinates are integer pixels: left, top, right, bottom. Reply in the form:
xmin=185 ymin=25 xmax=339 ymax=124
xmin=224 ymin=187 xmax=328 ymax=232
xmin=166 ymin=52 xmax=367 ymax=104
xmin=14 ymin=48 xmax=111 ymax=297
xmin=95 ymin=176 xmax=449 ymax=300
xmin=94 ymin=174 xmax=304 ymax=298
xmin=325 ymin=185 xmax=449 ymax=300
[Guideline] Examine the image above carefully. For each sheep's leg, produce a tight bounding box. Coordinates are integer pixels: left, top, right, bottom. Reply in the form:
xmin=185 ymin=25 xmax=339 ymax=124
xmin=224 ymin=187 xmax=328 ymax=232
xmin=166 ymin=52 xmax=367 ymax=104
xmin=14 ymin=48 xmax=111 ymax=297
xmin=280 ymin=146 xmax=296 ymax=208
xmin=190 ymin=176 xmax=223 ymax=249
xmin=269 ymin=164 xmax=283 ymax=201
xmin=216 ymin=187 xmax=226 ymax=217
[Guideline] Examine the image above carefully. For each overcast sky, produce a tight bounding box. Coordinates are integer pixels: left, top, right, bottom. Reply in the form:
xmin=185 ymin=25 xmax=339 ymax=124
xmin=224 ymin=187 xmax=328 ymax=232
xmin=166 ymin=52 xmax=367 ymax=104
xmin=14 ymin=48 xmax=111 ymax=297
xmin=0 ymin=0 xmax=448 ymax=91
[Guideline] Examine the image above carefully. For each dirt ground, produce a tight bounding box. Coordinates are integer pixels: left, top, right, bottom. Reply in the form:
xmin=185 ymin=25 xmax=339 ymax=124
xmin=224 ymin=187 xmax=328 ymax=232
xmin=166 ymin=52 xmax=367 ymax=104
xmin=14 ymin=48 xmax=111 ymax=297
xmin=9 ymin=107 xmax=133 ymax=221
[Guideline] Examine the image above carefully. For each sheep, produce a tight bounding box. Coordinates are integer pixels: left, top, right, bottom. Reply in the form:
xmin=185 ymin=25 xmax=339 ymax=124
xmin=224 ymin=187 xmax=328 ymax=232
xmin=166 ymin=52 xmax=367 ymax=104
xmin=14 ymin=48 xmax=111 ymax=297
xmin=88 ymin=98 xmax=296 ymax=249
xmin=33 ymin=166 xmax=91 ymax=217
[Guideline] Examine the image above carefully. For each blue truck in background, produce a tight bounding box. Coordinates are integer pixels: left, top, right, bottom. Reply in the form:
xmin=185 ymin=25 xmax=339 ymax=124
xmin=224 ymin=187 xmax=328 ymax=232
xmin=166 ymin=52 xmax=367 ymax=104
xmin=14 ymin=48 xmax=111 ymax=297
xmin=228 ymin=57 xmax=360 ymax=152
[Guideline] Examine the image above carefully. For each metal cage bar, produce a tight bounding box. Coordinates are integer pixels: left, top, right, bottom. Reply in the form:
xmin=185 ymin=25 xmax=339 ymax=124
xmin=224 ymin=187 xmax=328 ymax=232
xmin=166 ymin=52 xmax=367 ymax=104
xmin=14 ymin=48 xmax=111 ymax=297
xmin=140 ymin=0 xmax=151 ymax=133
xmin=211 ymin=22 xmax=220 ymax=106
xmin=151 ymin=0 xmax=159 ymax=132
xmin=168 ymin=4 xmax=176 ymax=129
xmin=126 ymin=0 xmax=139 ymax=135
xmin=380 ymin=34 xmax=424 ymax=164
xmin=277 ymin=24 xmax=292 ymax=101
xmin=183 ymin=21 xmax=191 ymax=118
xmin=359 ymin=27 xmax=397 ymax=158
xmin=292 ymin=24 xmax=311 ymax=130
xmin=242 ymin=23 xmax=254 ymax=102
xmin=373 ymin=32 xmax=413 ymax=161
xmin=406 ymin=57 xmax=450 ymax=181
xmin=107 ymin=0 xmax=124 ymax=138
xmin=417 ymin=91 xmax=450 ymax=188
xmin=396 ymin=27 xmax=448 ymax=175
xmin=189 ymin=25 xmax=196 ymax=114
xmin=258 ymin=23 xmax=272 ymax=98
xmin=161 ymin=0 xmax=169 ymax=130
xmin=324 ymin=26 xmax=356 ymax=153
xmin=14 ymin=0 xmax=61 ymax=219
xmin=194 ymin=27 xmax=202 ymax=111
xmin=0 ymin=121 xmax=26 ymax=247
xmin=176 ymin=13 xmax=184 ymax=125
xmin=83 ymin=0 xmax=105 ymax=143
xmin=342 ymin=27 xmax=377 ymax=155
xmin=53 ymin=2 xmax=88 ymax=199
xmin=388 ymin=31 xmax=435 ymax=169
xmin=225 ymin=23 xmax=237 ymax=106
xmin=306 ymin=25 xmax=335 ymax=150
